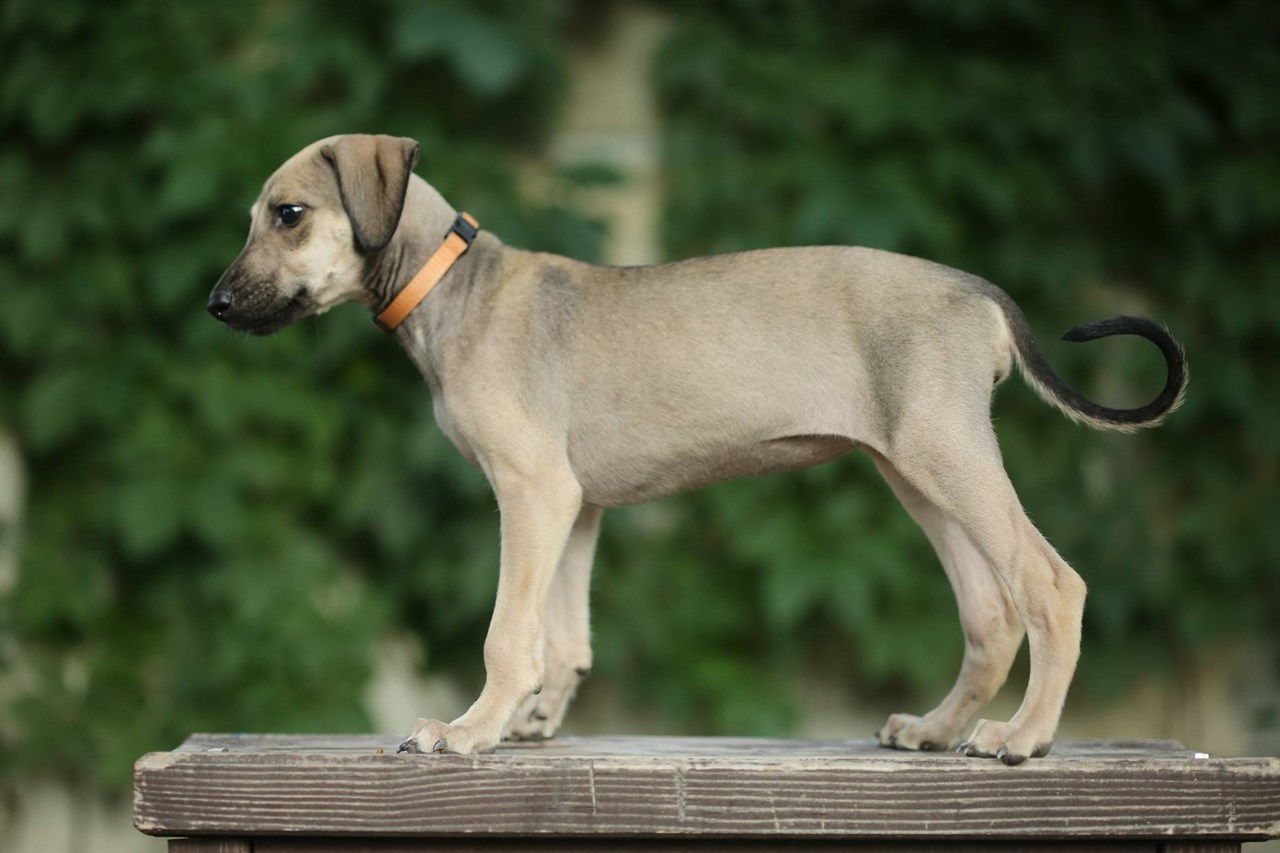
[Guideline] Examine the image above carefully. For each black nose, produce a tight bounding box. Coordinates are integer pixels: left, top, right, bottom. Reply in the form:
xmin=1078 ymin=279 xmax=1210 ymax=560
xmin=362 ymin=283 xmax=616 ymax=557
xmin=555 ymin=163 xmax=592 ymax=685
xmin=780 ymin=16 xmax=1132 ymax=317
xmin=207 ymin=291 xmax=233 ymax=319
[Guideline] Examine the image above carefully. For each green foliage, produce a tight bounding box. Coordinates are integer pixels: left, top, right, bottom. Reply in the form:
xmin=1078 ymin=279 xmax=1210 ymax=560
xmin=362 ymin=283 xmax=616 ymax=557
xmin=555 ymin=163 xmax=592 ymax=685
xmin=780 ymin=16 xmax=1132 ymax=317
xmin=648 ymin=0 xmax=1280 ymax=724
xmin=0 ymin=0 xmax=602 ymax=792
xmin=2 ymin=0 xmax=1278 ymax=798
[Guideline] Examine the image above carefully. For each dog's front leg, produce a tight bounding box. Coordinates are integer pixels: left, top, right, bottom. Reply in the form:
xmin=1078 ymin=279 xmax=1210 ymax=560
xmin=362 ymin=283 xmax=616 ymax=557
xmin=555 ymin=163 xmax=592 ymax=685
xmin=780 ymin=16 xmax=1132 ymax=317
xmin=399 ymin=461 xmax=583 ymax=755
xmin=504 ymin=504 xmax=602 ymax=741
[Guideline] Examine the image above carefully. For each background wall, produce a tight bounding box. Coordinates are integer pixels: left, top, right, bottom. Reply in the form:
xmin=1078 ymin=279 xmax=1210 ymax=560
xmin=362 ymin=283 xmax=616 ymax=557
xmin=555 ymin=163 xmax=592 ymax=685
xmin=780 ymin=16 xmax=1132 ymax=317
xmin=1 ymin=1 xmax=1277 ymax=850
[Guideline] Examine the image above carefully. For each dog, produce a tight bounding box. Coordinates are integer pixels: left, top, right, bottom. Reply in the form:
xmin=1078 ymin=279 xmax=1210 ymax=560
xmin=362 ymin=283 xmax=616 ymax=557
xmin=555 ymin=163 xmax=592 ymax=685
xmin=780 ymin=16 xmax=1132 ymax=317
xmin=209 ymin=134 xmax=1187 ymax=764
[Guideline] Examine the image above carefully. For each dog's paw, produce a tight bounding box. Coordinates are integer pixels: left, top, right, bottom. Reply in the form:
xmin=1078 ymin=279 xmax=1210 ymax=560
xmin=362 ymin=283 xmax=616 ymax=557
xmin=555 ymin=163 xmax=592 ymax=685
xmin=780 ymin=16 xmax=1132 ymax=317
xmin=875 ymin=712 xmax=957 ymax=752
xmin=502 ymin=665 xmax=590 ymax=742
xmin=503 ymin=692 xmax=556 ymax=742
xmin=397 ymin=718 xmax=498 ymax=756
xmin=956 ymin=718 xmax=1053 ymax=765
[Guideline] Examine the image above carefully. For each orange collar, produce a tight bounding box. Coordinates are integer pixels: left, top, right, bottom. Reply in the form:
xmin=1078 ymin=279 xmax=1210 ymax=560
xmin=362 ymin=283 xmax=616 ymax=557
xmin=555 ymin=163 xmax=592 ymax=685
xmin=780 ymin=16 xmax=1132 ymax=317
xmin=374 ymin=212 xmax=479 ymax=332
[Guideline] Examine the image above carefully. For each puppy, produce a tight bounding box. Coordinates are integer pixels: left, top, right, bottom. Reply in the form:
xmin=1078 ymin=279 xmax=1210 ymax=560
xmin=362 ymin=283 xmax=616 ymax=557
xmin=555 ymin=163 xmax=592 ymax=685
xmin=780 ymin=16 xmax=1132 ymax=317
xmin=209 ymin=134 xmax=1187 ymax=763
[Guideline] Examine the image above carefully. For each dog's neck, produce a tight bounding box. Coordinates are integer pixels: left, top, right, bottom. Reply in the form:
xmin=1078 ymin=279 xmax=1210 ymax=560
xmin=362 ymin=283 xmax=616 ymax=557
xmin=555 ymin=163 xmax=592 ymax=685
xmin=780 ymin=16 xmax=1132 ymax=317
xmin=364 ymin=175 xmax=508 ymax=388
xmin=362 ymin=177 xmax=460 ymax=313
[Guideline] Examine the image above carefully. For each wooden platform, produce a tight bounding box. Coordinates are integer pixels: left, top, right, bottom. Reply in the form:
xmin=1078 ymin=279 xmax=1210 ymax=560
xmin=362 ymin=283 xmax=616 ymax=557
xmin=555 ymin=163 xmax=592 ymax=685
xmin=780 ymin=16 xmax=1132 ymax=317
xmin=134 ymin=734 xmax=1280 ymax=851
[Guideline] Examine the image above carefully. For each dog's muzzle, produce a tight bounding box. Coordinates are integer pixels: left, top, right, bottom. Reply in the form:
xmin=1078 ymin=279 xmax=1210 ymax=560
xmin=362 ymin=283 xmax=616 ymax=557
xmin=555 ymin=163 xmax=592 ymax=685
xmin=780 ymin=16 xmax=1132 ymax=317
xmin=207 ymin=266 xmax=313 ymax=336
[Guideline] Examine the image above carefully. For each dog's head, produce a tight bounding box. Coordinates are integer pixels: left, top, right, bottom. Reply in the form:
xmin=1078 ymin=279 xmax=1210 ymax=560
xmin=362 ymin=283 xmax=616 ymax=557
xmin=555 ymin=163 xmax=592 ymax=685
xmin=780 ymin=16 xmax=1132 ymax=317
xmin=208 ymin=134 xmax=420 ymax=335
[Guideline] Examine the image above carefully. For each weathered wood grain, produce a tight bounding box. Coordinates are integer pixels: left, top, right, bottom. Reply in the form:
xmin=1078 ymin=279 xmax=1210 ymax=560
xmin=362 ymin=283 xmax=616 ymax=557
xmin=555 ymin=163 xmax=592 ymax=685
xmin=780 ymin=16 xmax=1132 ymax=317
xmin=171 ymin=733 xmax=1190 ymax=757
xmin=134 ymin=736 xmax=1280 ymax=842
xmin=246 ymin=839 xmax=1185 ymax=852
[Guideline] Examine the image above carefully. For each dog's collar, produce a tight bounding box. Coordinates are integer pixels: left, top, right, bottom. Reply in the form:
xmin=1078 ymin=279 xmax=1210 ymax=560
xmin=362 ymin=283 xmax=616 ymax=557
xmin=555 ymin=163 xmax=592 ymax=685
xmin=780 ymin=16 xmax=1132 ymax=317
xmin=373 ymin=212 xmax=479 ymax=333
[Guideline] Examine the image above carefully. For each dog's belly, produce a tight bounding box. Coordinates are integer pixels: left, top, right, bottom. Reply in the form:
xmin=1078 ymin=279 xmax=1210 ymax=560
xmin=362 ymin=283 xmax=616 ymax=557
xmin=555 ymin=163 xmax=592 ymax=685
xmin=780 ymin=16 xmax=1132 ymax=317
xmin=572 ymin=432 xmax=858 ymax=506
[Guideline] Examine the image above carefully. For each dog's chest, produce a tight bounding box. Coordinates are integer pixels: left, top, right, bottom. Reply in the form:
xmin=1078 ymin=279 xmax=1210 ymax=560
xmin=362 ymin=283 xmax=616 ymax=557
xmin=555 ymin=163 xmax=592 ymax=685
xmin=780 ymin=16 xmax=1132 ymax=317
xmin=431 ymin=395 xmax=480 ymax=465
xmin=402 ymin=329 xmax=481 ymax=467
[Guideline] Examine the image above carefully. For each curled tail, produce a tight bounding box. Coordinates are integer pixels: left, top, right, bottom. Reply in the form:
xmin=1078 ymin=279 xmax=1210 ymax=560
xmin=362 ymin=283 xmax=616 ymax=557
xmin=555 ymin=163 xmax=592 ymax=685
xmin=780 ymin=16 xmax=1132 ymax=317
xmin=987 ymin=289 xmax=1188 ymax=432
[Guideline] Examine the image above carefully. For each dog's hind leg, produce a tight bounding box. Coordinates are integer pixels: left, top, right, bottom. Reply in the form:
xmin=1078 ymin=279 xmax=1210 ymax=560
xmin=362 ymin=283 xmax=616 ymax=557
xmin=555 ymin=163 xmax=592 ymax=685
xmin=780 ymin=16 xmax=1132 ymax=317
xmin=883 ymin=417 xmax=1086 ymax=765
xmin=504 ymin=504 xmax=602 ymax=741
xmin=872 ymin=454 xmax=1024 ymax=751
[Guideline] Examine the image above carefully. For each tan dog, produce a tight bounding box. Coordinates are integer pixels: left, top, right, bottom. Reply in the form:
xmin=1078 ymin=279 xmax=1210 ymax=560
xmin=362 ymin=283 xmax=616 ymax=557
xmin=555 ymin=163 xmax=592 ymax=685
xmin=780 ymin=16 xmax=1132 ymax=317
xmin=209 ymin=134 xmax=1187 ymax=764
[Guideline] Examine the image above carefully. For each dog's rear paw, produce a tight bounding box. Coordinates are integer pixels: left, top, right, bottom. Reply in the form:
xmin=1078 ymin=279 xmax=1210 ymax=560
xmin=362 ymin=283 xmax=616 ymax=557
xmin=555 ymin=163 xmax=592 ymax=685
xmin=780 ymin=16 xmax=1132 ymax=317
xmin=875 ymin=713 xmax=957 ymax=752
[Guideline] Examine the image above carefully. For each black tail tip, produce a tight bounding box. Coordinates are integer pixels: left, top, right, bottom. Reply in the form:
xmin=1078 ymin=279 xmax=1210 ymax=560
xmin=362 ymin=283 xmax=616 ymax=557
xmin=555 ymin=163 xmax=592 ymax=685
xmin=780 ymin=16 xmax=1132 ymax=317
xmin=1061 ymin=315 xmax=1159 ymax=344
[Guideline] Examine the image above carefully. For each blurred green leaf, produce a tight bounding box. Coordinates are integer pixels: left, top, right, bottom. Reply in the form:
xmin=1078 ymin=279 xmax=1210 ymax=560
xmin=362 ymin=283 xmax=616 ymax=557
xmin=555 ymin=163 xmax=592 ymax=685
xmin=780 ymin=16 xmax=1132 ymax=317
xmin=393 ymin=2 xmax=529 ymax=94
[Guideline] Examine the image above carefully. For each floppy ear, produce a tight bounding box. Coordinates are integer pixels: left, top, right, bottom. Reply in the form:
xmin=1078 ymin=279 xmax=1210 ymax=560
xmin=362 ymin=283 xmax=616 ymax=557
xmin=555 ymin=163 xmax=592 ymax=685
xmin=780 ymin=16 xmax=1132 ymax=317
xmin=319 ymin=135 xmax=420 ymax=253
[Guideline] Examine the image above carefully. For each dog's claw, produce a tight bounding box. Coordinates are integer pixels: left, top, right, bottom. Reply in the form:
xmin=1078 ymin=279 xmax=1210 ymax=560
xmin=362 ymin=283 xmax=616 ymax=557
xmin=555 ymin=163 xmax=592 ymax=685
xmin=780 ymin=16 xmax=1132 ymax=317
xmin=961 ymin=741 xmax=997 ymax=758
xmin=997 ymin=746 xmax=1027 ymax=766
xmin=919 ymin=741 xmax=936 ymax=751
xmin=432 ymin=738 xmax=447 ymax=753
xmin=397 ymin=738 xmax=417 ymax=754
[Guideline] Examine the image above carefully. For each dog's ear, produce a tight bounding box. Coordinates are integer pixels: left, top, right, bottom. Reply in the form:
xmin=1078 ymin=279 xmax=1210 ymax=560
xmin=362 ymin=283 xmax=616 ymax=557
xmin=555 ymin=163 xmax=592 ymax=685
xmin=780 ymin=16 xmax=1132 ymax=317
xmin=319 ymin=135 xmax=420 ymax=254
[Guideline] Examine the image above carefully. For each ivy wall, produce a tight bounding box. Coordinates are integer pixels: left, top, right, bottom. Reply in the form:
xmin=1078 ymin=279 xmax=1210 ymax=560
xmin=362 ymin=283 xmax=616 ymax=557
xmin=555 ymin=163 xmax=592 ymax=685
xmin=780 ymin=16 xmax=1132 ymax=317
xmin=1 ymin=0 xmax=1277 ymax=797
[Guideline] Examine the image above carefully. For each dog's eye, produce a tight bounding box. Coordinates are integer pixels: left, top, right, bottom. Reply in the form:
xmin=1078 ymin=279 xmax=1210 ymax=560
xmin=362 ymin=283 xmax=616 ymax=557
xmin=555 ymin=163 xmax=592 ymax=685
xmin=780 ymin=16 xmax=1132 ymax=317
xmin=276 ymin=204 xmax=305 ymax=227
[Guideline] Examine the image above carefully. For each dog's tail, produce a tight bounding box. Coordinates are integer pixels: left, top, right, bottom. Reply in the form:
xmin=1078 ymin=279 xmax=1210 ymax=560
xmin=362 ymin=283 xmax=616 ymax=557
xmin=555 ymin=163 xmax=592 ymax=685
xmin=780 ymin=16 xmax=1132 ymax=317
xmin=987 ymin=288 xmax=1188 ymax=432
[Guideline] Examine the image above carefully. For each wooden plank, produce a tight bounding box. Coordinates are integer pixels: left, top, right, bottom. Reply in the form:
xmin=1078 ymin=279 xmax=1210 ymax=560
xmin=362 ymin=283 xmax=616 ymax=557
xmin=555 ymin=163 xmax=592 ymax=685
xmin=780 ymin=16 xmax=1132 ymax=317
xmin=252 ymin=839 xmax=1163 ymax=852
xmin=133 ymin=736 xmax=1280 ymax=841
xmin=173 ymin=733 xmax=1191 ymax=758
